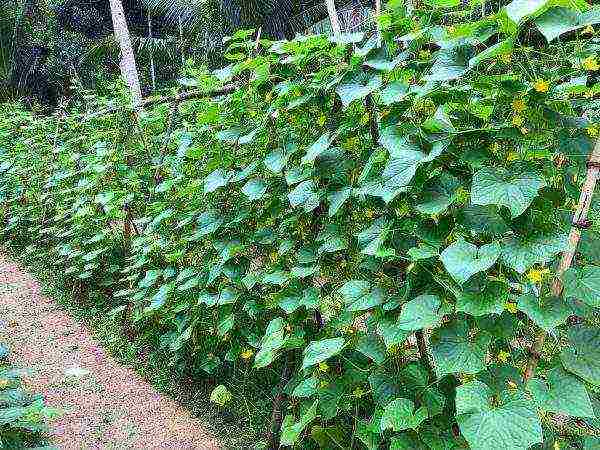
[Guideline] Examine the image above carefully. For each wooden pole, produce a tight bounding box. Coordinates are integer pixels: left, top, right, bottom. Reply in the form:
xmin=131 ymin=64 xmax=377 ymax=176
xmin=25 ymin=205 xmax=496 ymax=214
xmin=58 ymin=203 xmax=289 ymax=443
xmin=523 ymin=139 xmax=600 ymax=382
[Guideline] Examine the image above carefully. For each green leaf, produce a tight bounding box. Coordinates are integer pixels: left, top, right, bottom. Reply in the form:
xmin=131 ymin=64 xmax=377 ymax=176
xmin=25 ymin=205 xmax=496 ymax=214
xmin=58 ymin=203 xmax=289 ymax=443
xmin=416 ymin=173 xmax=460 ymax=215
xmin=563 ymin=266 xmax=600 ymax=307
xmin=440 ymin=240 xmax=501 ymax=285
xmin=426 ymin=42 xmax=472 ymax=82
xmin=469 ymin=39 xmax=514 ymax=68
xmin=534 ymin=6 xmax=600 ymax=41
xmin=210 ymin=385 xmax=232 ymax=406
xmin=504 ymin=0 xmax=548 ymax=24
xmin=301 ymin=133 xmax=332 ymax=165
xmin=327 ymin=187 xmax=352 ymax=216
xmin=397 ymin=295 xmax=444 ymax=331
xmin=471 ymin=166 xmax=546 ymax=218
xmin=527 ymin=367 xmax=595 ymax=418
xmin=380 ymin=82 xmax=409 ymax=106
xmin=288 ymin=180 xmax=320 ymax=212
xmin=292 ymin=378 xmax=318 ymax=398
xmin=455 ymin=380 xmax=542 ymax=450
xmin=357 ymin=334 xmax=387 ymax=364
xmin=432 ymin=321 xmax=492 ymax=377
xmin=456 ymin=281 xmax=508 ymax=317
xmin=561 ymin=325 xmax=600 ymax=386
xmin=380 ymin=398 xmax=428 ymax=432
xmin=517 ymin=294 xmax=571 ymax=332
xmin=254 ymin=318 xmax=286 ymax=368
xmin=280 ymin=400 xmax=318 ymax=445
xmin=356 ymin=218 xmax=390 ymax=256
xmin=241 ymin=178 xmax=267 ymax=201
xmin=204 ymin=169 xmax=233 ymax=193
xmin=195 ymin=211 xmax=224 ymax=237
xmin=377 ymin=317 xmax=410 ymax=349
xmin=302 ymin=338 xmax=345 ymax=370
xmin=423 ymin=0 xmax=459 ymax=8
xmin=501 ymin=233 xmax=568 ymax=274
xmin=336 ymin=74 xmax=382 ymax=108
xmin=339 ymin=280 xmax=387 ymax=311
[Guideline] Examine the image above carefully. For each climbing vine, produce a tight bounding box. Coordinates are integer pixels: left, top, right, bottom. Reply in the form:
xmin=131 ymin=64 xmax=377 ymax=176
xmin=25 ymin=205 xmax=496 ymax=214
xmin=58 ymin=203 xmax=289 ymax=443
xmin=2 ymin=0 xmax=600 ymax=448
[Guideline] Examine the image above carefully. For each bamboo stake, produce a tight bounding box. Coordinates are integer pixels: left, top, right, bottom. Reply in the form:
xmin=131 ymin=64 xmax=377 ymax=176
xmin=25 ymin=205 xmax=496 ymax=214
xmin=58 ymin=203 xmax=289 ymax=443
xmin=523 ymin=139 xmax=600 ymax=383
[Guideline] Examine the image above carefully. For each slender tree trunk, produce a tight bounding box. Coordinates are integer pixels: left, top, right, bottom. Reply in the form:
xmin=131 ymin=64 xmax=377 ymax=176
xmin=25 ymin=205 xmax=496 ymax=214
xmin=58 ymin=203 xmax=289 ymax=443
xmin=147 ymin=12 xmax=156 ymax=92
xmin=326 ymin=0 xmax=342 ymax=37
xmin=108 ymin=0 xmax=143 ymax=111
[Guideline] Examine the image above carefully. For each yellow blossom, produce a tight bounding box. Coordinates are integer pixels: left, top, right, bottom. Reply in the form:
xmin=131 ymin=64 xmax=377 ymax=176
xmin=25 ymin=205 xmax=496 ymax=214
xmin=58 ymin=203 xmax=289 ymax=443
xmin=583 ymin=25 xmax=595 ymax=35
xmin=500 ymin=52 xmax=512 ymax=64
xmin=587 ymin=125 xmax=599 ymax=137
xmin=527 ymin=267 xmax=550 ymax=284
xmin=419 ymin=49 xmax=431 ymax=59
xmin=520 ymin=127 xmax=529 ymax=135
xmin=365 ymin=209 xmax=375 ymax=219
xmin=505 ymin=302 xmax=518 ymax=314
xmin=507 ymin=380 xmax=518 ymax=390
xmin=352 ymin=387 xmax=366 ymax=398
xmin=319 ymin=380 xmax=329 ymax=389
xmin=317 ymin=114 xmax=326 ymax=126
xmin=512 ymin=99 xmax=527 ymax=113
xmin=497 ymin=350 xmax=510 ymax=363
xmin=240 ymin=348 xmax=254 ymax=360
xmin=265 ymin=92 xmax=273 ymax=102
xmin=512 ymin=115 xmax=524 ymax=127
xmin=0 ymin=379 xmax=10 ymax=389
xmin=533 ymin=79 xmax=550 ymax=93
xmin=447 ymin=25 xmax=456 ymax=34
xmin=583 ymin=56 xmax=599 ymax=71
xmin=507 ymin=151 xmax=519 ymax=162
xmin=318 ymin=362 xmax=329 ymax=372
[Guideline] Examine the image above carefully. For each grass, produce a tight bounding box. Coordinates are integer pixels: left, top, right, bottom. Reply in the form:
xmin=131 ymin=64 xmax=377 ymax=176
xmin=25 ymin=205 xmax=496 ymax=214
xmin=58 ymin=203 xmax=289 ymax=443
xmin=5 ymin=244 xmax=275 ymax=450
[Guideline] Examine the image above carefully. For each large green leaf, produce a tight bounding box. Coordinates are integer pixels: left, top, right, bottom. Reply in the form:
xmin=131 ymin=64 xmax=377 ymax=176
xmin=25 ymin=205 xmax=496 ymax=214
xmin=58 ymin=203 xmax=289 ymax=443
xmin=301 ymin=133 xmax=333 ymax=165
xmin=288 ymin=180 xmax=320 ymax=212
xmin=455 ymin=380 xmax=542 ymax=450
xmin=241 ymin=178 xmax=267 ymax=201
xmin=456 ymin=282 xmax=508 ymax=317
xmin=280 ymin=400 xmax=318 ymax=445
xmin=501 ymin=233 xmax=568 ymax=274
xmin=254 ymin=318 xmax=286 ymax=368
xmin=517 ymin=294 xmax=571 ymax=332
xmin=357 ymin=334 xmax=387 ymax=364
xmin=336 ymin=74 xmax=382 ymax=108
xmin=471 ymin=166 xmax=546 ymax=218
xmin=356 ymin=218 xmax=390 ymax=256
xmin=527 ymin=367 xmax=595 ymax=418
xmin=204 ymin=169 xmax=233 ymax=193
xmin=561 ymin=325 xmax=600 ymax=386
xmin=563 ymin=266 xmax=600 ymax=307
xmin=302 ymin=338 xmax=345 ymax=370
xmin=432 ymin=321 xmax=492 ymax=377
xmin=397 ymin=295 xmax=445 ymax=331
xmin=339 ymin=280 xmax=387 ymax=311
xmin=440 ymin=240 xmax=501 ymax=285
xmin=535 ymin=7 xmax=600 ymax=42
xmin=380 ymin=398 xmax=428 ymax=432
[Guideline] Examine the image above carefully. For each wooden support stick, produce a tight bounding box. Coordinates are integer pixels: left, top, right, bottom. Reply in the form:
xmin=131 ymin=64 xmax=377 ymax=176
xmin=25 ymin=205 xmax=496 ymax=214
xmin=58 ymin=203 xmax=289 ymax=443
xmin=523 ymin=139 xmax=600 ymax=383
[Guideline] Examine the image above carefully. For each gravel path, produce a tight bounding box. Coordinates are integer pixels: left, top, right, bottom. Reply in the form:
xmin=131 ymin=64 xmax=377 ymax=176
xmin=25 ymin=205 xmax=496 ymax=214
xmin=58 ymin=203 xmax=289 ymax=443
xmin=0 ymin=253 xmax=221 ymax=450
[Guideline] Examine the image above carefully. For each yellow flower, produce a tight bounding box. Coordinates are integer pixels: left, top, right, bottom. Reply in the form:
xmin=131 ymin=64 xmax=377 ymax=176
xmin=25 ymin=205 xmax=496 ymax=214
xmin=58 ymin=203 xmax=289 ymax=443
xmin=265 ymin=92 xmax=273 ymax=102
xmin=319 ymin=380 xmax=329 ymax=389
xmin=317 ymin=114 xmax=326 ymax=126
xmin=506 ymin=151 xmax=519 ymax=162
xmin=318 ymin=362 xmax=329 ymax=372
xmin=419 ymin=49 xmax=431 ymax=59
xmin=500 ymin=52 xmax=512 ymax=64
xmin=527 ymin=267 xmax=550 ymax=284
xmin=587 ymin=125 xmax=599 ymax=137
xmin=507 ymin=380 xmax=518 ymax=390
xmin=0 ymin=379 xmax=10 ymax=389
xmin=505 ymin=302 xmax=518 ymax=314
xmin=240 ymin=349 xmax=254 ymax=360
xmin=583 ymin=25 xmax=595 ymax=35
xmin=447 ymin=25 xmax=456 ymax=34
xmin=512 ymin=115 xmax=524 ymax=127
xmin=365 ymin=209 xmax=375 ymax=219
xmin=520 ymin=127 xmax=529 ymax=135
xmin=352 ymin=387 xmax=366 ymax=398
xmin=512 ymin=99 xmax=526 ymax=113
xmin=582 ymin=56 xmax=599 ymax=71
xmin=533 ymin=79 xmax=550 ymax=93
xmin=497 ymin=350 xmax=510 ymax=363
xmin=269 ymin=251 xmax=278 ymax=262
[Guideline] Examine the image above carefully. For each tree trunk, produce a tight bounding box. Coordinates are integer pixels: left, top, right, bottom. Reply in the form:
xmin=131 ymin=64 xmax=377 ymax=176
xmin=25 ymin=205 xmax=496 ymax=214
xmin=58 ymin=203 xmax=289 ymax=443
xmin=325 ymin=0 xmax=342 ymax=37
xmin=108 ymin=0 xmax=143 ymax=111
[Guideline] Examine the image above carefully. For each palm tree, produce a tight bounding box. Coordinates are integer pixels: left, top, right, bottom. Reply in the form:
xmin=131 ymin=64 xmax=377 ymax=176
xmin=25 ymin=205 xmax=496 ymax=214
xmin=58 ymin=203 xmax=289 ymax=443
xmin=325 ymin=0 xmax=341 ymax=36
xmin=108 ymin=0 xmax=143 ymax=110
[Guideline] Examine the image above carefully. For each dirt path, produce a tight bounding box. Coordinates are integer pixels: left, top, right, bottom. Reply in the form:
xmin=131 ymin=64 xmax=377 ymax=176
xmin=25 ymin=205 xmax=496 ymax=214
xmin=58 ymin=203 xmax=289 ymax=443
xmin=0 ymin=253 xmax=221 ymax=450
